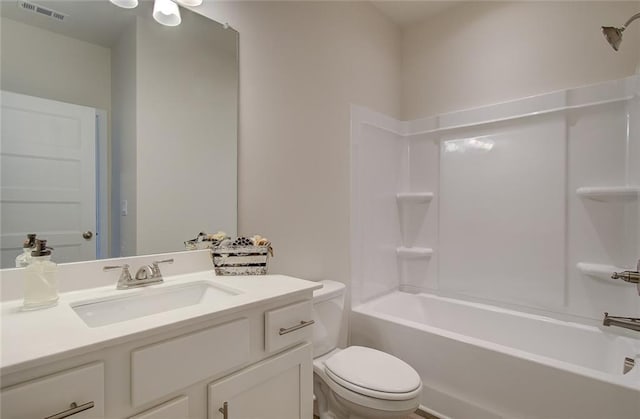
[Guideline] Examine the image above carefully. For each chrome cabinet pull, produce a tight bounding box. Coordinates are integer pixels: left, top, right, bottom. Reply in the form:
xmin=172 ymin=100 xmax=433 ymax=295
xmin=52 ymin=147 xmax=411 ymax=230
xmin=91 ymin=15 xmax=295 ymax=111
xmin=218 ymin=401 xmax=228 ymax=419
xmin=44 ymin=401 xmax=95 ymax=419
xmin=279 ymin=319 xmax=315 ymax=335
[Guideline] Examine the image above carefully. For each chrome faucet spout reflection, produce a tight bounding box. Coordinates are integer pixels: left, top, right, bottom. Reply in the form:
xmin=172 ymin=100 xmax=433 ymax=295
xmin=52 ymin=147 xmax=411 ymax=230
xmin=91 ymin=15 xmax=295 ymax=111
xmin=603 ymin=313 xmax=640 ymax=333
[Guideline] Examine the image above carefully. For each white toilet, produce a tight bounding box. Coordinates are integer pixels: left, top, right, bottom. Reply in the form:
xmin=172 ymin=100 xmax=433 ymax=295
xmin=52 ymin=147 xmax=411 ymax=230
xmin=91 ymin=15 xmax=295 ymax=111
xmin=312 ymin=280 xmax=422 ymax=419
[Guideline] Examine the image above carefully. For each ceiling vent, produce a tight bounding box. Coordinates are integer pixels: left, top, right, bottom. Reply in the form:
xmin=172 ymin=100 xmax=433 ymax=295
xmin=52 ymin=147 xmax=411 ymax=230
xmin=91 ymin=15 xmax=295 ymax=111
xmin=18 ymin=1 xmax=66 ymax=22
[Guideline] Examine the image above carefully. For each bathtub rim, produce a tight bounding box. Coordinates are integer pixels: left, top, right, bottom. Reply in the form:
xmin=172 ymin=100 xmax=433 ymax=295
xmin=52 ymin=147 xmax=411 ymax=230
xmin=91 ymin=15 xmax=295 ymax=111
xmin=352 ymin=291 xmax=640 ymax=392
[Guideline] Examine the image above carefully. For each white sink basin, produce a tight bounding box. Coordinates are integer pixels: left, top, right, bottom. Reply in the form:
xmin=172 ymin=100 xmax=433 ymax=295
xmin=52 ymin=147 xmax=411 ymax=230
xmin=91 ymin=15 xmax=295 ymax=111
xmin=71 ymin=281 xmax=239 ymax=327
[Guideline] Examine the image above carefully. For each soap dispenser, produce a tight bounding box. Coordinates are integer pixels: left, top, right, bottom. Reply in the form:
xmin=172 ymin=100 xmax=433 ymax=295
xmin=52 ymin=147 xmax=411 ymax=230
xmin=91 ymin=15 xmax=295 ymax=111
xmin=23 ymin=239 xmax=59 ymax=310
xmin=15 ymin=233 xmax=37 ymax=268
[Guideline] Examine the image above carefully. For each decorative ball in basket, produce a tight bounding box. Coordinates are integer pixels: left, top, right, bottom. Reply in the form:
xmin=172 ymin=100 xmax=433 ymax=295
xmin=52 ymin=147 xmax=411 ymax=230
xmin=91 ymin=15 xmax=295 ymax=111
xmin=185 ymin=232 xmax=273 ymax=276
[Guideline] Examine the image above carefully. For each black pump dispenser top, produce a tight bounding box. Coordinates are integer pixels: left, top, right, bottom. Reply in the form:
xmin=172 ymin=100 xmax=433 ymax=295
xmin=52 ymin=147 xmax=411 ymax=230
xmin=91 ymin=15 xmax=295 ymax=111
xmin=31 ymin=239 xmax=52 ymax=257
xmin=23 ymin=233 xmax=37 ymax=249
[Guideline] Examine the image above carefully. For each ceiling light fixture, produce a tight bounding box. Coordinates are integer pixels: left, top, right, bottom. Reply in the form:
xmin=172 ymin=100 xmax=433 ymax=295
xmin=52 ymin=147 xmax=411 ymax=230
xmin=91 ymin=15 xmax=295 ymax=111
xmin=176 ymin=0 xmax=203 ymax=6
xmin=109 ymin=0 xmax=204 ymax=27
xmin=153 ymin=0 xmax=181 ymax=27
xmin=109 ymin=0 xmax=139 ymax=9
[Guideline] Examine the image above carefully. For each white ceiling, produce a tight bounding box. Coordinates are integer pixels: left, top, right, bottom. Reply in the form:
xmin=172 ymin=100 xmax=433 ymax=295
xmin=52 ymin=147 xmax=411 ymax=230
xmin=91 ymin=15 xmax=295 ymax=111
xmin=371 ymin=1 xmax=461 ymax=27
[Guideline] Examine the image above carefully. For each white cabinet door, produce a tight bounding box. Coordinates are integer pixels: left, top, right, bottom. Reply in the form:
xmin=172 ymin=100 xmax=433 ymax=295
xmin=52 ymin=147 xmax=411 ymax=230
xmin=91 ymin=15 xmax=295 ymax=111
xmin=208 ymin=343 xmax=313 ymax=419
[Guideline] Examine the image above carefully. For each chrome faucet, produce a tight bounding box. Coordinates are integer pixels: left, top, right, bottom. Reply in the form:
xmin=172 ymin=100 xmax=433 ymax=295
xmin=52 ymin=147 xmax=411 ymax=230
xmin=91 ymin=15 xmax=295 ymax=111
xmin=603 ymin=259 xmax=640 ymax=332
xmin=611 ymin=259 xmax=640 ymax=284
xmin=603 ymin=312 xmax=640 ymax=332
xmin=104 ymin=259 xmax=173 ymax=289
xmin=135 ymin=264 xmax=154 ymax=281
xmin=135 ymin=258 xmax=174 ymax=282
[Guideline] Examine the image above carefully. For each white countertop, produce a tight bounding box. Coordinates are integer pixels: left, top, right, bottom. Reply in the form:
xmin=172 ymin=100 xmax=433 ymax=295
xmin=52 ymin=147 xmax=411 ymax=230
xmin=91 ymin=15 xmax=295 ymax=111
xmin=1 ymin=272 xmax=321 ymax=376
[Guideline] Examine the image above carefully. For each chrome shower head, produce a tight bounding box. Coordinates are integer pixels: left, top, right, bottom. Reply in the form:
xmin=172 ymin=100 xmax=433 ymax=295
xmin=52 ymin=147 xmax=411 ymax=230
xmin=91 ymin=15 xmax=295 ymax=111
xmin=602 ymin=12 xmax=640 ymax=51
xmin=602 ymin=26 xmax=624 ymax=51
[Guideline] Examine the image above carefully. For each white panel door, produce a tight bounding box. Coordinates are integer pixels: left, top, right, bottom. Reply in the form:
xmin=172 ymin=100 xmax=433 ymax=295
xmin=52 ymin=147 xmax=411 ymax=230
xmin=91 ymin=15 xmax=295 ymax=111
xmin=1 ymin=91 xmax=96 ymax=267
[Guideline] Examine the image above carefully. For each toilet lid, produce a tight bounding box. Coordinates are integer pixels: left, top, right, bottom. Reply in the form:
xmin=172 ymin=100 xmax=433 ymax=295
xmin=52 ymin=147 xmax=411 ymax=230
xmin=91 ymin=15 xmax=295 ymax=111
xmin=324 ymin=346 xmax=421 ymax=397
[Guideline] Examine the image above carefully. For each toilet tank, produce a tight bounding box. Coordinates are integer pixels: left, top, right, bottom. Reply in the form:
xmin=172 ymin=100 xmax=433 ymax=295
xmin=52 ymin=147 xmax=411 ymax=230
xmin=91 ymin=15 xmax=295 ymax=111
xmin=312 ymin=280 xmax=346 ymax=357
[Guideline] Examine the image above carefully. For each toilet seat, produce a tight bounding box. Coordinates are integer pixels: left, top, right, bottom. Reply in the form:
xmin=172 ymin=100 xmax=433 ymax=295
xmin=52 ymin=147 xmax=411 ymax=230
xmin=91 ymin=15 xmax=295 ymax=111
xmin=323 ymin=346 xmax=422 ymax=401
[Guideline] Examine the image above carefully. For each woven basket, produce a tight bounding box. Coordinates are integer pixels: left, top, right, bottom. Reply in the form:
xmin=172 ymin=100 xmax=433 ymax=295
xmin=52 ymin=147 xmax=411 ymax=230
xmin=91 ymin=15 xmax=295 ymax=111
xmin=212 ymin=245 xmax=270 ymax=276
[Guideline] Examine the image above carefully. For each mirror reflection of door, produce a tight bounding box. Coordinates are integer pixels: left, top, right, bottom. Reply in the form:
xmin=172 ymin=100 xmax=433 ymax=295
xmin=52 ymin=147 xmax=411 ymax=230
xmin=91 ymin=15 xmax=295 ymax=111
xmin=0 ymin=91 xmax=100 ymax=267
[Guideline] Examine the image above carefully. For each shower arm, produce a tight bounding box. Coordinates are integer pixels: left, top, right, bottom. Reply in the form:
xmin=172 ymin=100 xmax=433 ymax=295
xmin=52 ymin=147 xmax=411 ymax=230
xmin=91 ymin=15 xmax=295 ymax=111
xmin=621 ymin=12 xmax=640 ymax=31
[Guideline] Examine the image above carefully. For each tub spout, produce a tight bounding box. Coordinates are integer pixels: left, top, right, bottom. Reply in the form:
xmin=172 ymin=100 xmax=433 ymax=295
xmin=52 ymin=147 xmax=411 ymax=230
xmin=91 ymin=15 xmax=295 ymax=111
xmin=603 ymin=312 xmax=640 ymax=332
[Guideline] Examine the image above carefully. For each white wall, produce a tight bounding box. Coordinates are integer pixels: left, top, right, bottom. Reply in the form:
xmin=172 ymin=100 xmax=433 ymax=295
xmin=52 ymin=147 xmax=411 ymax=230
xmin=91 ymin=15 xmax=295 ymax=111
xmin=196 ymin=1 xmax=401 ymax=288
xmin=402 ymin=1 xmax=640 ymax=119
xmin=0 ymin=17 xmax=111 ymax=113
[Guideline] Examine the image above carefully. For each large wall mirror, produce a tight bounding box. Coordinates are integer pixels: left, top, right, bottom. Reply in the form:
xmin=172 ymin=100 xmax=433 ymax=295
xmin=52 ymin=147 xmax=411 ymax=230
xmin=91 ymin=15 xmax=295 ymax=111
xmin=0 ymin=0 xmax=238 ymax=268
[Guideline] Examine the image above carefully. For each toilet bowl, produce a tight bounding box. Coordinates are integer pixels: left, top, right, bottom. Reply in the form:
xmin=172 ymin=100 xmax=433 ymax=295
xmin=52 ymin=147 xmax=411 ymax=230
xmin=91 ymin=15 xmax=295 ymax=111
xmin=312 ymin=280 xmax=422 ymax=419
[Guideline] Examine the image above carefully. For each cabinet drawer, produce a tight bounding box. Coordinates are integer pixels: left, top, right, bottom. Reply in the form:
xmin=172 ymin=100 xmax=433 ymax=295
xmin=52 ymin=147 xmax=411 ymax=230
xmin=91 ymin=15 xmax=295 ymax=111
xmin=264 ymin=300 xmax=314 ymax=353
xmin=129 ymin=396 xmax=188 ymax=419
xmin=131 ymin=318 xmax=250 ymax=407
xmin=1 ymin=362 xmax=104 ymax=419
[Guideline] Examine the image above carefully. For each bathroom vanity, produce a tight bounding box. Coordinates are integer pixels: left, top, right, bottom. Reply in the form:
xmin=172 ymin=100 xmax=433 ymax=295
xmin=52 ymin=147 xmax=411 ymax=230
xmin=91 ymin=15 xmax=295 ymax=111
xmin=0 ymin=251 xmax=321 ymax=418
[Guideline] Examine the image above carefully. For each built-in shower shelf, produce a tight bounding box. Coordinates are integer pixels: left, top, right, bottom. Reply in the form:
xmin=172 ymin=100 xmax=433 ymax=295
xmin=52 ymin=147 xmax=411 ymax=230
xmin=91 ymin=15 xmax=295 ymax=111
xmin=396 ymin=192 xmax=434 ymax=204
xmin=397 ymin=247 xmax=433 ymax=259
xmin=576 ymin=186 xmax=640 ymax=202
xmin=576 ymin=262 xmax=635 ymax=285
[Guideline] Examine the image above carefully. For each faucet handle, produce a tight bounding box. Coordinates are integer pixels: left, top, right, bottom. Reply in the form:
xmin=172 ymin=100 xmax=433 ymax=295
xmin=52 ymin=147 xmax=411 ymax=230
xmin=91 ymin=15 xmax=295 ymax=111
xmin=104 ymin=264 xmax=133 ymax=289
xmin=611 ymin=258 xmax=640 ymax=283
xmin=611 ymin=259 xmax=640 ymax=296
xmin=151 ymin=258 xmax=174 ymax=276
xmin=103 ymin=263 xmax=131 ymax=273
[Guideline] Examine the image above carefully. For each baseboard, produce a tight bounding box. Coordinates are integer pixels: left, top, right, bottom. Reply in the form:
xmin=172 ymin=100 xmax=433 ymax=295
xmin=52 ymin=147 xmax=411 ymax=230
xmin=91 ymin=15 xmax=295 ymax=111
xmin=415 ymin=406 xmax=444 ymax=419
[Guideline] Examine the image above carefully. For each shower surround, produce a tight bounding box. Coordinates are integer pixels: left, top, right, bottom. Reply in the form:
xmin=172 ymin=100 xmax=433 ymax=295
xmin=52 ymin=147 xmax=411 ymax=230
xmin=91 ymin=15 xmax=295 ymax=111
xmin=350 ymin=76 xmax=640 ymax=418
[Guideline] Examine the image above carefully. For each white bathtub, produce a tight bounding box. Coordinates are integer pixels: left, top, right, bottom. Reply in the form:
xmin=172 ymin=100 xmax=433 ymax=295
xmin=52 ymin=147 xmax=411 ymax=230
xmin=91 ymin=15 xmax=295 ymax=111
xmin=350 ymin=291 xmax=640 ymax=419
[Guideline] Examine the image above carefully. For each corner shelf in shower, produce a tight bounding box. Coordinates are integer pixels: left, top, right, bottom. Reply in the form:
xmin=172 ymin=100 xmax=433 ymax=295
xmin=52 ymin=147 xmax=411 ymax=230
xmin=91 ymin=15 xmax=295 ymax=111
xmin=576 ymin=262 xmax=635 ymax=285
xmin=396 ymin=192 xmax=434 ymax=204
xmin=396 ymin=247 xmax=433 ymax=259
xmin=576 ymin=186 xmax=640 ymax=202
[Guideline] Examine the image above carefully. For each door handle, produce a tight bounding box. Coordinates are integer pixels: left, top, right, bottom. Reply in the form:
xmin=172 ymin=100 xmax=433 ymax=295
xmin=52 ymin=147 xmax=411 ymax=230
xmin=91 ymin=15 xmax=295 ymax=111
xmin=218 ymin=401 xmax=228 ymax=419
xmin=82 ymin=231 xmax=93 ymax=240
